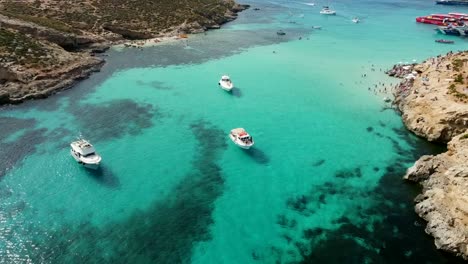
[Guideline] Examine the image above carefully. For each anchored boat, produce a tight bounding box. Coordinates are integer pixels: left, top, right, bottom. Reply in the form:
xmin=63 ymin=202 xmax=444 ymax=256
xmin=70 ymin=137 xmax=102 ymax=169
xmin=436 ymin=0 xmax=468 ymax=5
xmin=416 ymin=14 xmax=457 ymax=26
xmin=219 ymin=75 xmax=234 ymax=92
xmin=437 ymin=23 xmax=467 ymax=36
xmin=229 ymin=128 xmax=254 ymax=149
xmin=435 ymin=39 xmax=455 ymax=43
xmin=320 ymin=6 xmax=336 ymax=15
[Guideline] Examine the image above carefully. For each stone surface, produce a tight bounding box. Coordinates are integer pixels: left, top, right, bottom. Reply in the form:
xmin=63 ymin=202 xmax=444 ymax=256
xmin=393 ymin=51 xmax=468 ymax=143
xmin=396 ymin=51 xmax=468 ymax=260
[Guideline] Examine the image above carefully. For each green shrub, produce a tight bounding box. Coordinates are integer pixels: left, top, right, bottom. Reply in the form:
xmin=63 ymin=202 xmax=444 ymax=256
xmin=455 ymin=74 xmax=464 ymax=84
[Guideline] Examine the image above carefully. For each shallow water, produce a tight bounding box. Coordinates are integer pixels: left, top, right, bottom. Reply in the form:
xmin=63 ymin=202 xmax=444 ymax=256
xmin=1 ymin=0 xmax=467 ymax=263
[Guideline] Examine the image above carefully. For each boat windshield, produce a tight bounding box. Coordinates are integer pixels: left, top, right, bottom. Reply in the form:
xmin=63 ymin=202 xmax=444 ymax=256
xmin=83 ymin=152 xmax=96 ymax=157
xmin=240 ymin=136 xmax=252 ymax=143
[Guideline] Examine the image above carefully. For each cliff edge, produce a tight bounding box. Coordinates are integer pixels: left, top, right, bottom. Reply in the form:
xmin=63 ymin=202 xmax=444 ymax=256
xmin=391 ymin=51 xmax=468 ymax=259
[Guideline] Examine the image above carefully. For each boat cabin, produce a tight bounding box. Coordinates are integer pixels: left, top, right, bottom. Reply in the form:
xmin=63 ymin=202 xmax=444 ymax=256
xmin=71 ymin=140 xmax=97 ymax=157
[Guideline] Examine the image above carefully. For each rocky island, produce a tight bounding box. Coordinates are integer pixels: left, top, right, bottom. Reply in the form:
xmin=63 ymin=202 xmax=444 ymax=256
xmin=0 ymin=0 xmax=248 ymax=105
xmin=390 ymin=51 xmax=468 ymax=259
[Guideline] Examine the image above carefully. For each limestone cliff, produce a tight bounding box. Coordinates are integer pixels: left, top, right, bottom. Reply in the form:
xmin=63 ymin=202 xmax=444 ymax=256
xmin=393 ymin=51 xmax=468 ymax=143
xmin=405 ymin=134 xmax=468 ymax=258
xmin=393 ymin=51 xmax=468 ymax=259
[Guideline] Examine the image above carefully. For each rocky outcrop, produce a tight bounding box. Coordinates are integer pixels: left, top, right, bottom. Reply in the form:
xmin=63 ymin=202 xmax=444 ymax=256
xmin=0 ymin=14 xmax=105 ymax=50
xmin=393 ymin=51 xmax=468 ymax=143
xmin=395 ymin=51 xmax=468 ymax=259
xmin=405 ymin=134 xmax=468 ymax=259
xmin=1 ymin=52 xmax=104 ymax=104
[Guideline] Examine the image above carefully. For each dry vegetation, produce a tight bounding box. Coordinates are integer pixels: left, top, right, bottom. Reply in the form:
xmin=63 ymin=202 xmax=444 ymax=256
xmin=448 ymin=57 xmax=468 ymax=102
xmin=0 ymin=28 xmax=53 ymax=67
xmin=1 ymin=0 xmax=237 ymax=34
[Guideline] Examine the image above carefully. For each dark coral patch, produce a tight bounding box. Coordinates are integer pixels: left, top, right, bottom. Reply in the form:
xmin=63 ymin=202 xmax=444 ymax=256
xmin=303 ymin=228 xmax=324 ymax=239
xmin=70 ymin=99 xmax=161 ymax=141
xmin=0 ymin=126 xmax=47 ymax=178
xmin=0 ymin=116 xmax=35 ymax=139
xmin=334 ymin=167 xmax=362 ymax=178
xmin=2 ymin=121 xmax=228 ymax=263
xmin=136 ymin=80 xmax=173 ymax=90
xmin=312 ymin=159 xmax=325 ymax=167
xmin=286 ymin=195 xmax=309 ymax=213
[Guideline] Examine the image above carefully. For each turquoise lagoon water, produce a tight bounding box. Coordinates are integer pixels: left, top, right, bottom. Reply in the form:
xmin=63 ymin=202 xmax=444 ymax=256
xmin=1 ymin=0 xmax=468 ymax=263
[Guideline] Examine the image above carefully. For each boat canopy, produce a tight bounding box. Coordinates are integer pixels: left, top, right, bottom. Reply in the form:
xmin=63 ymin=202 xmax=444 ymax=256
xmin=231 ymin=128 xmax=247 ymax=135
xmin=71 ymin=140 xmax=96 ymax=156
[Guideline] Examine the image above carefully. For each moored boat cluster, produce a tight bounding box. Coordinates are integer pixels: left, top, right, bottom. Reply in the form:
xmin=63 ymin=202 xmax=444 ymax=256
xmin=416 ymin=12 xmax=468 ymax=43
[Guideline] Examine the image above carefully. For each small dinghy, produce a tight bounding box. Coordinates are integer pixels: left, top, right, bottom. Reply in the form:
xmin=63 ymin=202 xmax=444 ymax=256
xmin=352 ymin=17 xmax=360 ymax=23
xmin=229 ymin=128 xmax=254 ymax=149
xmin=277 ymin=30 xmax=286 ymax=36
xmin=70 ymin=137 xmax=102 ymax=169
xmin=435 ymin=39 xmax=454 ymax=44
xmin=219 ymin=75 xmax=234 ymax=92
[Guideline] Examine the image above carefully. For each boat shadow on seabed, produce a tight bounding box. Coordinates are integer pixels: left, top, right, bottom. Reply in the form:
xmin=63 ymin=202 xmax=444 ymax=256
xmin=84 ymin=166 xmax=121 ymax=188
xmin=242 ymin=147 xmax=270 ymax=165
xmin=231 ymin=87 xmax=242 ymax=98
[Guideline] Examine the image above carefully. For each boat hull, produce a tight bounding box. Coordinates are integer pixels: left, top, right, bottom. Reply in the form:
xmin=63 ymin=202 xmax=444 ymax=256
xmin=219 ymin=82 xmax=233 ymax=92
xmin=435 ymin=39 xmax=455 ymax=44
xmin=436 ymin=0 xmax=468 ymax=5
xmin=438 ymin=27 xmax=462 ymax=35
xmin=416 ymin=17 xmax=448 ymax=26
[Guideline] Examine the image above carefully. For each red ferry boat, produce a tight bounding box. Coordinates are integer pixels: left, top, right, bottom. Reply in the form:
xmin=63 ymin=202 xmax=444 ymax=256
xmin=448 ymin=12 xmax=468 ymax=21
xmin=448 ymin=12 xmax=468 ymax=17
xmin=416 ymin=14 xmax=457 ymax=26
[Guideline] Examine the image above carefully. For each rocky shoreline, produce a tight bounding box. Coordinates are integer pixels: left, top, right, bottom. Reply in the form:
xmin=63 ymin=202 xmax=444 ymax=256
xmin=0 ymin=0 xmax=249 ymax=106
xmin=390 ymin=51 xmax=468 ymax=259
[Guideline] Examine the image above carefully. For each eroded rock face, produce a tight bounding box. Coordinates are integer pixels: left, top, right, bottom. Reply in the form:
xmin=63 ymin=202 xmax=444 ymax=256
xmin=0 ymin=14 xmax=104 ymax=50
xmin=405 ymin=135 xmax=468 ymax=259
xmin=396 ymin=52 xmax=468 ymax=259
xmin=1 ymin=48 xmax=104 ymax=104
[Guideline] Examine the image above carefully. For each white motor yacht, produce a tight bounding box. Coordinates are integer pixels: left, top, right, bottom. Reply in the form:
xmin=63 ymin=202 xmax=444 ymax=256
xmin=320 ymin=6 xmax=336 ymax=15
xmin=70 ymin=138 xmax=102 ymax=169
xmin=352 ymin=17 xmax=360 ymax=23
xmin=219 ymin=75 xmax=234 ymax=92
xmin=229 ymin=128 xmax=254 ymax=149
